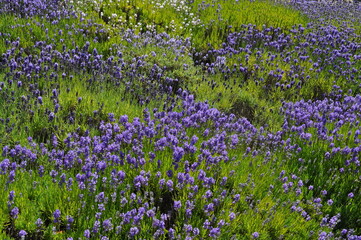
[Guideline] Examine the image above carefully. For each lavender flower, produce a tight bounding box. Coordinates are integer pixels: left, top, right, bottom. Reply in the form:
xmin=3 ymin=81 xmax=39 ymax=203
xmin=129 ymin=227 xmax=139 ymax=237
xmin=84 ymin=229 xmax=91 ymax=238
xmin=19 ymin=230 xmax=27 ymax=238
xmin=103 ymin=218 xmax=113 ymax=232
xmin=174 ymin=200 xmax=182 ymax=211
xmin=53 ymin=209 xmax=61 ymax=223
xmin=10 ymin=207 xmax=19 ymax=219
xmin=36 ymin=218 xmax=43 ymax=228
xmin=8 ymin=191 xmax=15 ymax=201
xmin=209 ymin=227 xmax=221 ymax=238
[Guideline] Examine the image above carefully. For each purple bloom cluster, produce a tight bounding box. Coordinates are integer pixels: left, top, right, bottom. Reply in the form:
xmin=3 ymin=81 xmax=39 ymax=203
xmin=287 ymin=0 xmax=361 ymax=23
xmin=1 ymin=0 xmax=361 ymax=238
xmin=0 ymin=0 xmax=76 ymax=19
xmin=194 ymin=21 xmax=361 ymax=102
xmin=1 ymin=88 xmax=358 ymax=237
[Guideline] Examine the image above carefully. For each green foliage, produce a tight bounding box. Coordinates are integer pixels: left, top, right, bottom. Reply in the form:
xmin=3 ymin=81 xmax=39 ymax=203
xmin=1 ymin=0 xmax=361 ymax=238
xmin=76 ymin=0 xmax=310 ymax=51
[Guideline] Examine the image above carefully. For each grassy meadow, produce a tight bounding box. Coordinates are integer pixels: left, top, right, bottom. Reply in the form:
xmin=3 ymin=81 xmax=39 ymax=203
xmin=0 ymin=0 xmax=361 ymax=239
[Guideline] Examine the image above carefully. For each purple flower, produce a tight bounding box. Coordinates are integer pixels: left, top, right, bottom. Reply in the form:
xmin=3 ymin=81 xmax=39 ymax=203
xmin=35 ymin=218 xmax=43 ymax=228
xmin=166 ymin=180 xmax=174 ymax=191
xmin=167 ymin=170 xmax=173 ymax=178
xmin=119 ymin=115 xmax=128 ymax=124
xmin=177 ymin=172 xmax=185 ymax=184
xmin=38 ymin=96 xmax=43 ymax=104
xmin=204 ymin=203 xmax=214 ymax=213
xmin=229 ymin=212 xmax=236 ymax=221
xmin=96 ymin=192 xmax=105 ymax=203
xmin=98 ymin=204 xmax=105 ymax=212
xmin=19 ymin=230 xmax=27 ymax=238
xmin=198 ymin=169 xmax=206 ymax=181
xmin=53 ymin=209 xmax=61 ymax=223
xmin=93 ymin=220 xmax=101 ymax=233
xmin=319 ymin=231 xmax=327 ymax=240
xmin=84 ymin=229 xmax=91 ymax=238
xmin=8 ymin=170 xmax=15 ymax=183
xmin=48 ymin=112 xmax=55 ymax=121
xmin=252 ymin=232 xmax=259 ymax=238
xmin=203 ymin=129 xmax=210 ymax=137
xmin=103 ymin=218 xmax=113 ymax=231
xmin=168 ymin=228 xmax=175 ymax=238
xmin=193 ymin=227 xmax=200 ymax=235
xmin=204 ymin=190 xmax=213 ymax=199
xmin=174 ymin=200 xmax=182 ymax=211
xmin=209 ymin=227 xmax=221 ymax=238
xmin=108 ymin=113 xmax=115 ymax=122
xmin=298 ymin=180 xmax=303 ymax=187
xmin=348 ymin=192 xmax=354 ymax=198
xmin=190 ymin=135 xmax=198 ymax=145
xmin=8 ymin=191 xmax=15 ymax=201
xmin=184 ymin=224 xmax=193 ymax=233
xmin=233 ymin=194 xmax=240 ymax=203
xmin=129 ymin=227 xmax=139 ymax=237
xmin=10 ymin=207 xmax=19 ymax=219
xmin=203 ymin=219 xmax=211 ymax=230
xmin=146 ymin=209 xmax=155 ymax=218
xmin=218 ymin=220 xmax=226 ymax=227
xmin=120 ymin=197 xmax=128 ymax=206
xmin=96 ymin=161 xmax=107 ymax=172
xmin=52 ymin=89 xmax=58 ymax=97
xmin=173 ymin=147 xmax=184 ymax=161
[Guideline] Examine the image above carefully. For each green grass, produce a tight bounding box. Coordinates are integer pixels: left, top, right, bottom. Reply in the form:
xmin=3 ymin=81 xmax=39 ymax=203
xmin=77 ymin=0 xmax=310 ymax=51
xmin=1 ymin=0 xmax=361 ymax=238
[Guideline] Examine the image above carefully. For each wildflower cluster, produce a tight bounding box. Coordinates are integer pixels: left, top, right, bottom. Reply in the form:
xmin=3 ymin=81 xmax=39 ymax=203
xmin=0 ymin=0 xmax=361 ymax=239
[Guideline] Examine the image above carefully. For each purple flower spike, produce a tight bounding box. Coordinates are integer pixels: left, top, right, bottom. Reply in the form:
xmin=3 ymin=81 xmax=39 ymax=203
xmin=166 ymin=180 xmax=174 ymax=191
xmin=252 ymin=232 xmax=259 ymax=238
xmin=36 ymin=218 xmax=43 ymax=228
xmin=103 ymin=218 xmax=113 ymax=231
xmin=229 ymin=212 xmax=236 ymax=221
xmin=84 ymin=229 xmax=91 ymax=238
xmin=53 ymin=209 xmax=61 ymax=223
xmin=19 ymin=230 xmax=27 ymax=238
xmin=10 ymin=207 xmax=19 ymax=219
xmin=38 ymin=96 xmax=43 ymax=104
xmin=8 ymin=191 xmax=15 ymax=201
xmin=174 ymin=200 xmax=182 ymax=211
xmin=129 ymin=227 xmax=139 ymax=237
xmin=209 ymin=227 xmax=221 ymax=238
